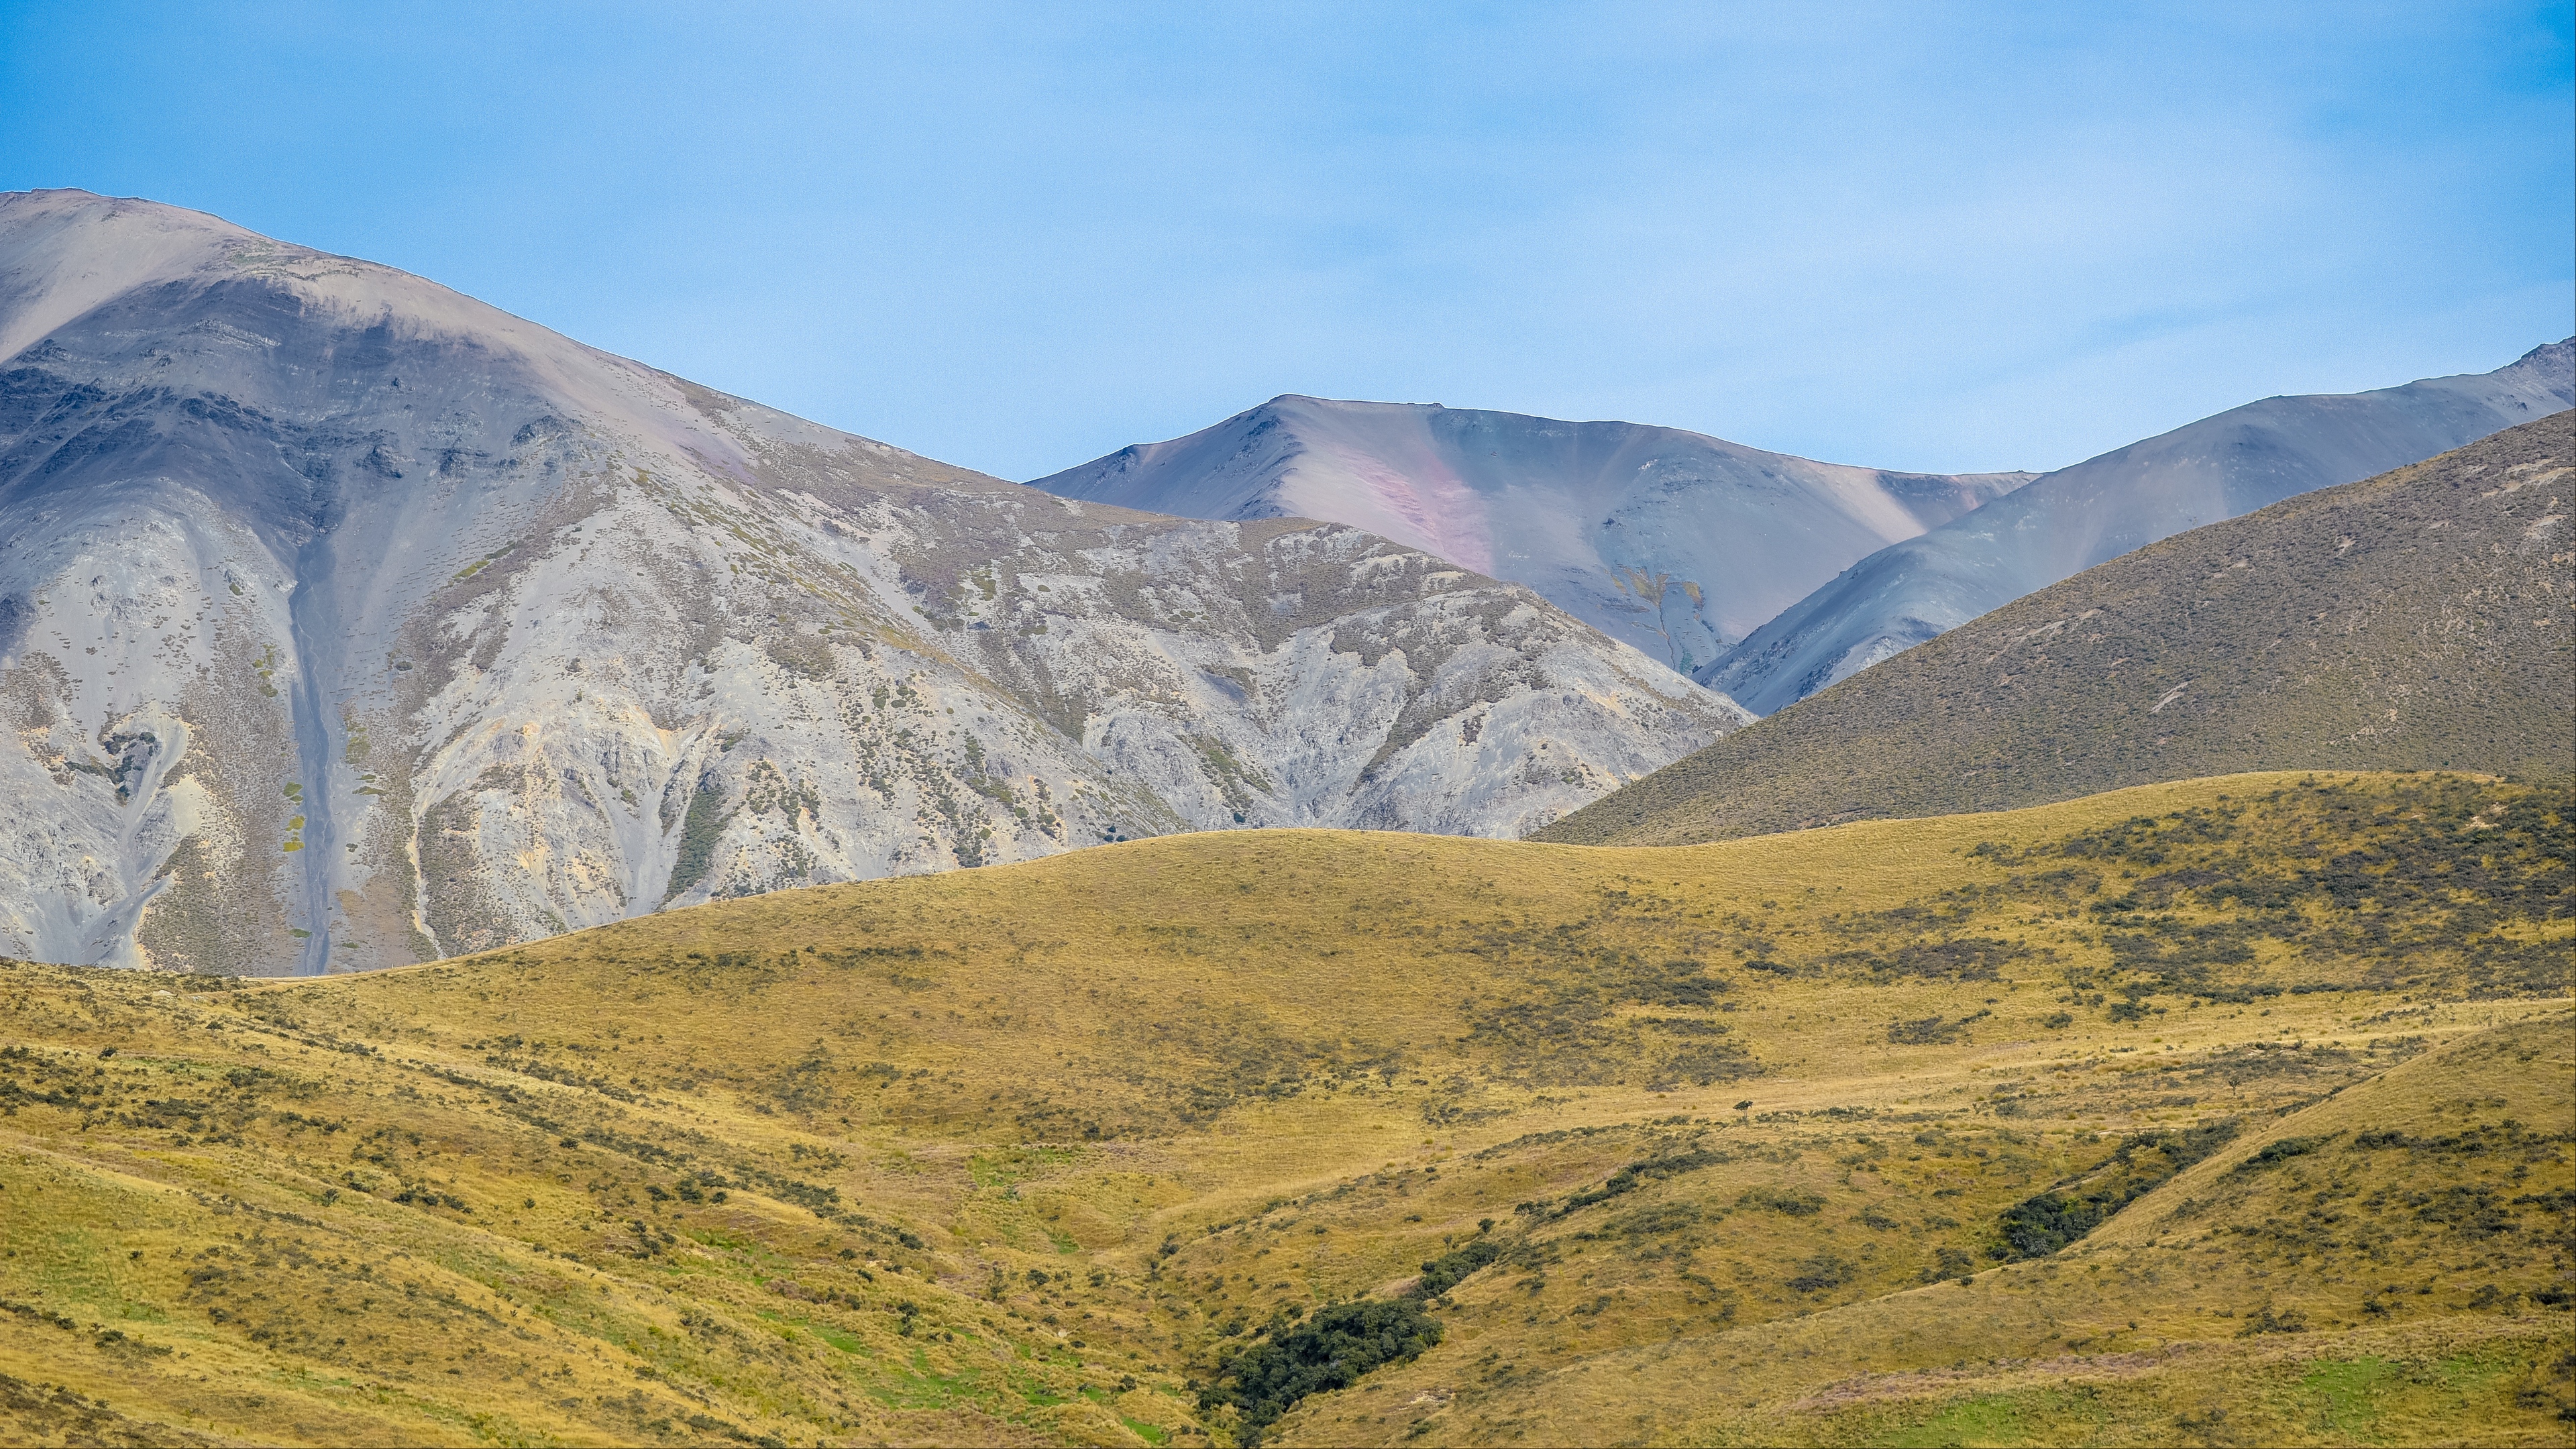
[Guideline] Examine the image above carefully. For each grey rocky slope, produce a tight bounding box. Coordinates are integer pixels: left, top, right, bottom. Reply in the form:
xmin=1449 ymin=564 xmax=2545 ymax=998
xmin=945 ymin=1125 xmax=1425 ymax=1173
xmin=1705 ymin=340 xmax=2575 ymax=714
xmin=1030 ymin=396 xmax=2033 ymax=675
xmin=0 ymin=190 xmax=1746 ymax=975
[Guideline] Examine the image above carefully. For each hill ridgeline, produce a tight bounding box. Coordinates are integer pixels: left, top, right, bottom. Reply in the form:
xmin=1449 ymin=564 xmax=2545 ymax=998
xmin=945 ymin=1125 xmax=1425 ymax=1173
xmin=1542 ymin=413 xmax=2575 ymax=847
xmin=1703 ymin=338 xmax=2573 ymax=714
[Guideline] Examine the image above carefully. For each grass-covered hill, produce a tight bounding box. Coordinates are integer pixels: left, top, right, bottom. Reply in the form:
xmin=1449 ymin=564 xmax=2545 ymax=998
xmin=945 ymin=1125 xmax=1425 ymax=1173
xmin=1538 ymin=414 xmax=2573 ymax=849
xmin=1300 ymin=1012 xmax=2575 ymax=1447
xmin=1 ymin=771 xmax=2568 ymax=1446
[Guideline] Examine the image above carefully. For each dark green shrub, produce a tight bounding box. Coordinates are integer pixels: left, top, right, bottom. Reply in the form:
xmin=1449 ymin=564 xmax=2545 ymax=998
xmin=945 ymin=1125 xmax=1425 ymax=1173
xmin=1737 ymin=1187 xmax=1825 ymax=1216
xmin=1198 ymin=1299 xmax=1443 ymax=1445
xmin=2236 ymin=1307 xmax=2306 ymax=1336
xmin=1997 ymin=1120 xmax=2239 ymax=1258
xmin=2229 ymin=1134 xmax=2329 ymax=1173
xmin=1410 ymin=1238 xmax=1499 ymax=1299
xmin=1785 ymin=1252 xmax=1856 ymax=1293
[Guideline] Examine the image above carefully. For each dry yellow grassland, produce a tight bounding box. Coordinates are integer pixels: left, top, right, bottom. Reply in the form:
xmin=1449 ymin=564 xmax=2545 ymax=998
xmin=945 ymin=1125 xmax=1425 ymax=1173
xmin=1283 ymin=1014 xmax=2576 ymax=1446
xmin=0 ymin=770 xmax=2566 ymax=1446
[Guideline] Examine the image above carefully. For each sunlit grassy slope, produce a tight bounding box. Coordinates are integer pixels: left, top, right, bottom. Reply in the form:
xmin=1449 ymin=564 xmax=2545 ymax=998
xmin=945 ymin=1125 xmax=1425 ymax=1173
xmin=1283 ymin=1012 xmax=2576 ymax=1448
xmin=1 ymin=771 xmax=2567 ymax=1446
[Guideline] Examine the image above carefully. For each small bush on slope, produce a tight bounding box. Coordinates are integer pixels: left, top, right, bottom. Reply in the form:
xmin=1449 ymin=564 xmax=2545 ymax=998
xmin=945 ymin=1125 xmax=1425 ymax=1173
xmin=1201 ymin=1299 xmax=1446 ymax=1445
xmin=1993 ymin=1120 xmax=2241 ymax=1258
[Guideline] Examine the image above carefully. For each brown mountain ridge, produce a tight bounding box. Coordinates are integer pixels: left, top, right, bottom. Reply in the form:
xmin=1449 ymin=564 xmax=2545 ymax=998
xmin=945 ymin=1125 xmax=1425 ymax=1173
xmin=1540 ymin=413 xmax=2574 ymax=848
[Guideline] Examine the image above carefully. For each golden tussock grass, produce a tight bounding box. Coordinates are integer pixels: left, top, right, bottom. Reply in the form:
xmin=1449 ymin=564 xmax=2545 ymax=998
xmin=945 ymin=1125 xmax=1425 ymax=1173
xmin=0 ymin=770 xmax=2567 ymax=1446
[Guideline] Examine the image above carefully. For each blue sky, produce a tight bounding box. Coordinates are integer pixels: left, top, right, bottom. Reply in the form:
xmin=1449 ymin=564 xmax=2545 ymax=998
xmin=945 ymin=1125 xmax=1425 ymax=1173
xmin=3 ymin=2 xmax=2569 ymax=480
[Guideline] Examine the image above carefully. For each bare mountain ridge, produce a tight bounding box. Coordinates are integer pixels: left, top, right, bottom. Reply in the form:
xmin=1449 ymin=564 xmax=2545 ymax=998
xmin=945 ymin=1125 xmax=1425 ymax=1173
xmin=1540 ymin=413 xmax=2576 ymax=847
xmin=0 ymin=190 xmax=1744 ymax=974
xmin=1030 ymin=394 xmax=2035 ymax=674
xmin=1703 ymin=339 xmax=2575 ymax=714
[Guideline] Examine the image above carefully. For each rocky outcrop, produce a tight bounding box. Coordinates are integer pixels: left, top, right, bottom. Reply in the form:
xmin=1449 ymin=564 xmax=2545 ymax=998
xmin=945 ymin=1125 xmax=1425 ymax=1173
xmin=0 ymin=191 xmax=1746 ymax=974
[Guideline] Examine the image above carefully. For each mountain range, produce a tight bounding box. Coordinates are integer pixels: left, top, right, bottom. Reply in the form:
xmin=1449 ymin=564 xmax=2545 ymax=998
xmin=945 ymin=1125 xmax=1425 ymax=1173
xmin=1542 ymin=413 xmax=2576 ymax=846
xmin=1702 ymin=339 xmax=2573 ymax=712
xmin=1040 ymin=351 xmax=2569 ymax=720
xmin=1030 ymin=396 xmax=2034 ymax=674
xmin=3 ymin=186 xmax=2566 ymax=982
xmin=0 ymin=190 xmax=1740 ymax=975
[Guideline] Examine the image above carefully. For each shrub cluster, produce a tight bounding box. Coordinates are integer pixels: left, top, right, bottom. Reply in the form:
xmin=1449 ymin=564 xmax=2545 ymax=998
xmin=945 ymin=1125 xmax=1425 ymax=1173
xmin=1199 ymin=1299 xmax=1444 ymax=1446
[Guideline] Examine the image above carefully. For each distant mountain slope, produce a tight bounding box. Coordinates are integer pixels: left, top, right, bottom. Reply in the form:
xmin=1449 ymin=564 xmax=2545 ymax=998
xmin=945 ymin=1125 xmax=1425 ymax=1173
xmin=0 ymin=190 xmax=1741 ymax=974
xmin=1703 ymin=340 xmax=2573 ymax=714
xmin=1540 ymin=414 xmax=2575 ymax=847
xmin=1029 ymin=396 xmax=2033 ymax=674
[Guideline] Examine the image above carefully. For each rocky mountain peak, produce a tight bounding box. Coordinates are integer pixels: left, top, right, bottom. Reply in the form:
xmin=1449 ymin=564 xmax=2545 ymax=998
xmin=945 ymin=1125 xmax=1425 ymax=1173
xmin=0 ymin=193 xmax=1745 ymax=975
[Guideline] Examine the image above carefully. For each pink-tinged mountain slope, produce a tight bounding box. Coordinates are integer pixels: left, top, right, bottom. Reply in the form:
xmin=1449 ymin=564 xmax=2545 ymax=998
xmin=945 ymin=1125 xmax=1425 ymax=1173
xmin=1030 ymin=396 xmax=2033 ymax=676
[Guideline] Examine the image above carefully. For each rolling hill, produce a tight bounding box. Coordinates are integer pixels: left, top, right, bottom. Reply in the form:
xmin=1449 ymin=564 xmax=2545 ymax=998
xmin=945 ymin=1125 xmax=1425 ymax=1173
xmin=1540 ymin=413 xmax=2575 ymax=849
xmin=1028 ymin=395 xmax=2032 ymax=674
xmin=0 ymin=190 xmax=1741 ymax=975
xmin=2 ymin=769 xmax=2567 ymax=1446
xmin=1296 ymin=1010 xmax=2576 ymax=1446
xmin=1702 ymin=339 xmax=2573 ymax=714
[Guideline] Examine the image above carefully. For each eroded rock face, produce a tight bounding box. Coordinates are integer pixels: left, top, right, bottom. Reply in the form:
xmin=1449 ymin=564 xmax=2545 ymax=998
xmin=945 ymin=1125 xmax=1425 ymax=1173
xmin=0 ymin=191 xmax=1746 ymax=975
